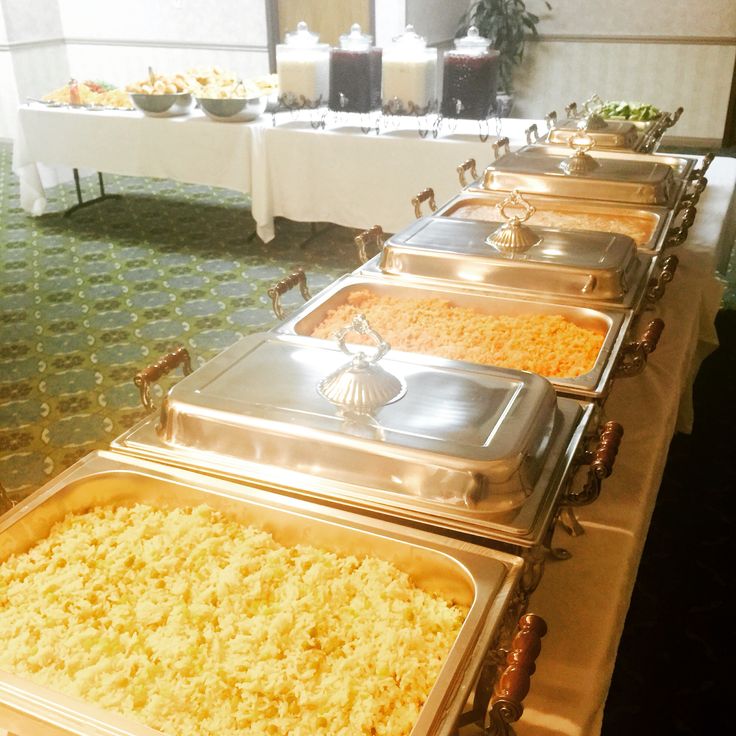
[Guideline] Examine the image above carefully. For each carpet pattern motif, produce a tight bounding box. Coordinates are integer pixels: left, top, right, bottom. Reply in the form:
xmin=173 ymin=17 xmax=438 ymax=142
xmin=0 ymin=142 xmax=356 ymax=498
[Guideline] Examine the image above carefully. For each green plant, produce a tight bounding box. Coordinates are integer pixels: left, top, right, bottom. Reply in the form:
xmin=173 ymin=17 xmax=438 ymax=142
xmin=458 ymin=0 xmax=552 ymax=93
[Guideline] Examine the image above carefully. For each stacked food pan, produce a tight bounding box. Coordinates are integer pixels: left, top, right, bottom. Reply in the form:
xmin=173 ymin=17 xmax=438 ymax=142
xmin=0 ymin=116 xmax=713 ymax=735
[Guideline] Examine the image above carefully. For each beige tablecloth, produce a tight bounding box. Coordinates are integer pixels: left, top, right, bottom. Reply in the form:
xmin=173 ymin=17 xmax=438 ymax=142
xmin=512 ymin=156 xmax=735 ymax=736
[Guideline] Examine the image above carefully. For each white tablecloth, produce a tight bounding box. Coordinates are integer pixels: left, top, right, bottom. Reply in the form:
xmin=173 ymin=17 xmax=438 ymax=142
xmin=251 ymin=116 xmax=541 ymax=241
xmin=13 ymin=105 xmax=255 ymax=216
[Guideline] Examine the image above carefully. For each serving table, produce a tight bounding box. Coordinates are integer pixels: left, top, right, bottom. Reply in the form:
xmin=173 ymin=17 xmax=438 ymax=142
xmin=12 ymin=105 xmax=255 ymax=217
xmin=6 ymin=104 xmax=736 ymax=735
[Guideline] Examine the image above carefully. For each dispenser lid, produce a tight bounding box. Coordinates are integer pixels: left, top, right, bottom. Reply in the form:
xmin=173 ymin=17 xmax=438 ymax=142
xmin=388 ymin=24 xmax=428 ymax=50
xmin=283 ymin=20 xmax=326 ymax=48
xmin=453 ymin=26 xmax=492 ymax=53
xmin=339 ymin=23 xmax=373 ymax=50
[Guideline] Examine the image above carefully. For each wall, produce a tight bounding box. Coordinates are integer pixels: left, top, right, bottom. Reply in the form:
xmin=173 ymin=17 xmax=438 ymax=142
xmin=0 ymin=0 xmax=68 ymax=139
xmin=59 ymin=0 xmax=269 ymax=88
xmin=512 ymin=0 xmax=736 ymax=142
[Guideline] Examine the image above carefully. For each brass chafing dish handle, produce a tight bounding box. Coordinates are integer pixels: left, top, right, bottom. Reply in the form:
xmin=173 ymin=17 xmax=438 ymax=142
xmin=492 ymin=136 xmax=510 ymax=159
xmin=647 ymin=254 xmax=679 ymax=303
xmin=562 ymin=421 xmax=624 ymax=509
xmin=665 ymin=204 xmax=697 ymax=248
xmin=457 ymin=158 xmax=478 ymax=187
xmin=544 ymin=110 xmax=557 ymax=131
xmin=615 ymin=318 xmax=665 ymax=378
xmin=268 ymin=267 xmax=312 ymax=320
xmin=411 ymin=187 xmax=437 ymax=219
xmin=354 ymin=225 xmax=385 ymax=265
xmin=0 ymin=482 xmax=15 ymax=514
xmin=664 ymin=106 xmax=684 ymax=129
xmin=135 ymin=346 xmax=193 ymax=411
xmin=487 ymin=613 xmax=548 ymax=736
xmin=565 ymin=101 xmax=578 ymax=118
xmin=524 ymin=123 xmax=539 ymax=145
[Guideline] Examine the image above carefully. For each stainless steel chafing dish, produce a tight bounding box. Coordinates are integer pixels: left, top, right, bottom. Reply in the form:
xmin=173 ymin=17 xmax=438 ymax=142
xmin=0 ymin=450 xmax=547 ymax=736
xmin=478 ymin=142 xmax=683 ymax=207
xmin=269 ymin=272 xmax=665 ymax=405
xmin=352 ymin=200 xmax=661 ymax=313
xmin=118 ymin=328 xmax=622 ymax=554
xmin=536 ymin=113 xmax=640 ymax=150
xmin=428 ymin=187 xmax=679 ymax=255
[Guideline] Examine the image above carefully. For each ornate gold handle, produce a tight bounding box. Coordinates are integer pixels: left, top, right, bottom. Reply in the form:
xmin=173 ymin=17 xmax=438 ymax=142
xmin=647 ymin=254 xmax=679 ymax=303
xmin=267 ymin=268 xmax=312 ymax=320
xmin=665 ymin=204 xmax=697 ymax=248
xmin=135 ymin=346 xmax=193 ymax=411
xmin=615 ymin=318 xmax=665 ymax=378
xmin=664 ymin=106 xmax=684 ymax=129
xmin=486 ymin=614 xmax=548 ymax=736
xmin=544 ymin=110 xmax=557 ymax=131
xmin=0 ymin=482 xmax=15 ymax=515
xmin=354 ymin=225 xmax=385 ymax=265
xmin=497 ymin=190 xmax=536 ymax=224
xmin=524 ymin=123 xmax=539 ymax=145
xmin=457 ymin=158 xmax=478 ymax=187
xmin=565 ymin=101 xmax=578 ymax=118
xmin=562 ymin=421 xmax=624 ymax=508
xmin=492 ymin=136 xmax=510 ymax=159
xmin=411 ymin=187 xmax=437 ymax=219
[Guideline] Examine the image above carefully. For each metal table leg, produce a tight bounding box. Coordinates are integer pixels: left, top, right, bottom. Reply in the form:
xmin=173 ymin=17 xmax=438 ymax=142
xmin=63 ymin=170 xmax=122 ymax=217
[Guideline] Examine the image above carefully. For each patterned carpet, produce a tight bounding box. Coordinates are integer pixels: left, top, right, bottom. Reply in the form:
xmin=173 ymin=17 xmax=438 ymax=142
xmin=0 ymin=141 xmax=356 ymax=498
xmin=1 ymin=139 xmax=736 ymax=735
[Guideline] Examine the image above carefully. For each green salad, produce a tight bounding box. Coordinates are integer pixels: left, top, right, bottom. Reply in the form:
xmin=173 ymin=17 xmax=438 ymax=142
xmin=598 ymin=101 xmax=661 ymax=121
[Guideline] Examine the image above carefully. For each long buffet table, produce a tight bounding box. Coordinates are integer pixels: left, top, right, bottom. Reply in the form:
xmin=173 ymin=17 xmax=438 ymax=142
xmin=8 ymin=104 xmax=736 ymax=736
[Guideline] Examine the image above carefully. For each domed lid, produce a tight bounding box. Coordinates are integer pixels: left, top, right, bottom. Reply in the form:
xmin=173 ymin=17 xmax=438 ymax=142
xmin=339 ymin=23 xmax=373 ymax=51
xmin=282 ymin=21 xmax=328 ymax=50
xmin=454 ymin=26 xmax=491 ymax=53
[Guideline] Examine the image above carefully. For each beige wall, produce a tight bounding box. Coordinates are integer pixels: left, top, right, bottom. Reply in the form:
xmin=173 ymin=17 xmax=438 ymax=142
xmin=512 ymin=0 xmax=736 ymax=143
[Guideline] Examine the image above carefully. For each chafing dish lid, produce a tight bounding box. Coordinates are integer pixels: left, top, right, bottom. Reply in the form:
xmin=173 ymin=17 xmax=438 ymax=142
xmin=547 ymin=118 xmax=638 ymax=147
xmin=483 ymin=147 xmax=677 ymax=205
xmin=381 ymin=214 xmax=639 ymax=301
xmin=155 ymin=332 xmax=558 ymax=514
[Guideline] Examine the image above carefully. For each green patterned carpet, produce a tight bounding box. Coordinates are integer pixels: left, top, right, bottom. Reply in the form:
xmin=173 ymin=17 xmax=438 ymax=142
xmin=0 ymin=141 xmax=356 ymax=499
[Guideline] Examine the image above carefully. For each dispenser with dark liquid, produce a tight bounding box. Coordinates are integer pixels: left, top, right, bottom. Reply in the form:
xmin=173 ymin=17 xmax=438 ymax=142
xmin=329 ymin=23 xmax=382 ymax=114
xmin=440 ymin=26 xmax=499 ymax=120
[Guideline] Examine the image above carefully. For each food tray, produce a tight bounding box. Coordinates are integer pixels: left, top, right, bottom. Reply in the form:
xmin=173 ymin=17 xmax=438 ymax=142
xmin=360 ymin=214 xmax=650 ymax=311
xmin=435 ymin=190 xmax=674 ymax=255
xmin=272 ymin=274 xmax=631 ymax=402
xmin=0 ymin=450 xmax=527 ymax=736
xmin=478 ymin=146 xmax=682 ymax=207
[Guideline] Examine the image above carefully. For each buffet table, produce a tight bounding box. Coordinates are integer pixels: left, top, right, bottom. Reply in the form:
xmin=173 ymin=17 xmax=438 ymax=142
xmin=7 ymin=103 xmax=736 ymax=736
xmin=12 ymin=105 xmax=255 ymax=216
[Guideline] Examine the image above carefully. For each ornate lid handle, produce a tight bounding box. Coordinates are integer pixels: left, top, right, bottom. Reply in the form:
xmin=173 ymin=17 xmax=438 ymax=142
xmin=332 ymin=314 xmax=390 ymax=366
xmin=497 ymin=189 xmax=537 ymax=225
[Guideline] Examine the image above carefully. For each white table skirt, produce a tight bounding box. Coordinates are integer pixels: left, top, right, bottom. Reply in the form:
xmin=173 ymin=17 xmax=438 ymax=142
xmin=13 ymin=105 xmax=255 ymax=216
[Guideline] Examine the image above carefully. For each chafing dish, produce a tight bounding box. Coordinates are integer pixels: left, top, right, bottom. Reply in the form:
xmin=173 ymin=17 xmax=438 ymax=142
xmin=430 ymin=189 xmax=676 ymax=254
xmin=353 ymin=203 xmax=656 ymax=312
xmin=0 ymin=450 xmax=546 ymax=736
xmin=478 ymin=143 xmax=682 ymax=207
xmin=269 ymin=272 xmax=668 ymax=404
xmin=536 ymin=114 xmax=640 ymax=150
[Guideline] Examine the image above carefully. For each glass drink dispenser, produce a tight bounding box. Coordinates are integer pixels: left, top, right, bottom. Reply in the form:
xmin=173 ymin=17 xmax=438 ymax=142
xmin=276 ymin=21 xmax=330 ymax=108
xmin=328 ymin=23 xmax=382 ymax=114
xmin=440 ymin=26 xmax=500 ymax=120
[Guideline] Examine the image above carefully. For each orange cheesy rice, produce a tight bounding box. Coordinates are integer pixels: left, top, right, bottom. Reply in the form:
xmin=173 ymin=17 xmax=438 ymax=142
xmin=0 ymin=503 xmax=466 ymax=736
xmin=310 ymin=290 xmax=605 ymax=378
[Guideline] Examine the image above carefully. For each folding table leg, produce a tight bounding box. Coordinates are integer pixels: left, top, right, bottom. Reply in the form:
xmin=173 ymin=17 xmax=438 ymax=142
xmin=63 ymin=170 xmax=122 ymax=217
